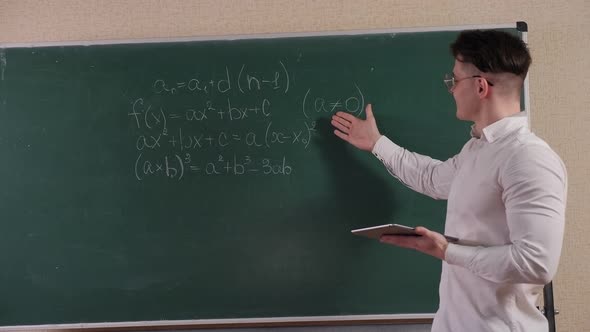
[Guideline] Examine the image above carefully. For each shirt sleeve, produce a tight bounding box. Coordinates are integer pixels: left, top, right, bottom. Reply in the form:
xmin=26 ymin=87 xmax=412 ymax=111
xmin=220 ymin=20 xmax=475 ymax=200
xmin=371 ymin=135 xmax=460 ymax=200
xmin=445 ymin=144 xmax=567 ymax=284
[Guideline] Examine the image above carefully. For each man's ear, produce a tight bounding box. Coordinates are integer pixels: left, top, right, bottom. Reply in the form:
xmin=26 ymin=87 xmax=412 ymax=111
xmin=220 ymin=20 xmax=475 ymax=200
xmin=477 ymin=78 xmax=490 ymax=98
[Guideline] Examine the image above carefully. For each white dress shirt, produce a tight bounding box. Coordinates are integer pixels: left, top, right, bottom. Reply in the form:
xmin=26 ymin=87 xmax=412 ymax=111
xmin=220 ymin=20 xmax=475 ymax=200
xmin=372 ymin=112 xmax=567 ymax=332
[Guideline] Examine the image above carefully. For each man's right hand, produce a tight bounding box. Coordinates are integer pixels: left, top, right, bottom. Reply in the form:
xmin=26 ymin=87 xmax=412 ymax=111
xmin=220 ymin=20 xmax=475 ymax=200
xmin=331 ymin=103 xmax=382 ymax=152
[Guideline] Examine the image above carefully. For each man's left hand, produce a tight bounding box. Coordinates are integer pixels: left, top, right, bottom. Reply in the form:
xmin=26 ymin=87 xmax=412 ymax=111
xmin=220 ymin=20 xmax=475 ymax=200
xmin=380 ymin=226 xmax=449 ymax=260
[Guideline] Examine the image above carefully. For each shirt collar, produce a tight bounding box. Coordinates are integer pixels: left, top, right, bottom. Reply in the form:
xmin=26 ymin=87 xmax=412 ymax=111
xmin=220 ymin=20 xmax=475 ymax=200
xmin=470 ymin=112 xmax=528 ymax=143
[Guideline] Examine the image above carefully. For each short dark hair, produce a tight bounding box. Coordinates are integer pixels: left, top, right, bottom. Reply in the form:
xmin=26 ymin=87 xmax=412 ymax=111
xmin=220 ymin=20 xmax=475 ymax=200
xmin=450 ymin=30 xmax=532 ymax=79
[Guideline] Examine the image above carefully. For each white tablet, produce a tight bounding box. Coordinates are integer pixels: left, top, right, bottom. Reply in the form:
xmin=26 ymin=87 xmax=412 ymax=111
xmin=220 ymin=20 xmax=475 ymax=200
xmin=351 ymin=223 xmax=459 ymax=243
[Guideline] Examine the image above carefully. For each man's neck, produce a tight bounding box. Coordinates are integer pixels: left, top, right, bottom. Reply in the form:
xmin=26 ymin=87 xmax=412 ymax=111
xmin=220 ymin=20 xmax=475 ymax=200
xmin=472 ymin=101 xmax=521 ymax=138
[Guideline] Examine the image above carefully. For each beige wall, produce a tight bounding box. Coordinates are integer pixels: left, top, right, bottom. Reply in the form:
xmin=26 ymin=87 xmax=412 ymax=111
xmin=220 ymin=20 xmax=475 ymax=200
xmin=1 ymin=0 xmax=588 ymax=330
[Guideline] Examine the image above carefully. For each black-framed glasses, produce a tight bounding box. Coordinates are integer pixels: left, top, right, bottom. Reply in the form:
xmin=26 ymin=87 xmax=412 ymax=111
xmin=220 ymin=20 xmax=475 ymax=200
xmin=443 ymin=73 xmax=494 ymax=91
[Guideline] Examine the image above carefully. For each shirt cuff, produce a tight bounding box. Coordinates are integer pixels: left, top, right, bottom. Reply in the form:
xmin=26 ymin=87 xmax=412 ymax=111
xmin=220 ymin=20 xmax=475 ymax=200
xmin=445 ymin=243 xmax=479 ymax=268
xmin=371 ymin=135 xmax=403 ymax=163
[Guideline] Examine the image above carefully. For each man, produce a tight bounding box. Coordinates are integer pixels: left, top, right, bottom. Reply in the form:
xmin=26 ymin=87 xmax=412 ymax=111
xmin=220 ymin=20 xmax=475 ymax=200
xmin=331 ymin=30 xmax=567 ymax=332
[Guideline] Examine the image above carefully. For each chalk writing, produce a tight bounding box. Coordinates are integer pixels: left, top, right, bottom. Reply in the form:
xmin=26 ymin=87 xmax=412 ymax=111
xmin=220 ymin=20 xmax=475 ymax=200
xmin=128 ymin=60 xmax=364 ymax=181
xmin=152 ymin=61 xmax=290 ymax=95
xmin=135 ymin=121 xmax=316 ymax=152
xmin=134 ymin=153 xmax=292 ymax=181
xmin=302 ymin=84 xmax=365 ymax=119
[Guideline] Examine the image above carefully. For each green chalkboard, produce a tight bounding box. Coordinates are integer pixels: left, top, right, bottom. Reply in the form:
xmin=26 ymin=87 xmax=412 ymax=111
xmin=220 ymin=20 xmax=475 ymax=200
xmin=0 ymin=26 xmax=523 ymax=327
